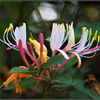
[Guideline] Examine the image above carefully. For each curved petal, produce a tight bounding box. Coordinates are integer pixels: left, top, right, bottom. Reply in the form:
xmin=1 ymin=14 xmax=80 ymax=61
xmin=50 ymin=23 xmax=65 ymax=51
xmin=58 ymin=49 xmax=69 ymax=59
xmin=75 ymin=27 xmax=88 ymax=53
xmin=14 ymin=23 xmax=27 ymax=49
xmin=65 ymin=22 xmax=75 ymax=51
xmin=73 ymin=52 xmax=81 ymax=69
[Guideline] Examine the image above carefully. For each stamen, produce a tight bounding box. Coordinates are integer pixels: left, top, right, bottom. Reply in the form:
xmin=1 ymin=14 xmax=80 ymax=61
xmin=9 ymin=23 xmax=13 ymax=28
xmin=11 ymin=30 xmax=16 ymax=41
xmin=30 ymin=32 xmax=34 ymax=40
xmin=53 ymin=23 xmax=55 ymax=31
xmin=89 ymin=28 xmax=92 ymax=35
xmin=82 ymin=27 xmax=85 ymax=35
xmin=6 ymin=32 xmax=15 ymax=46
xmin=4 ymin=28 xmax=8 ymax=34
xmin=95 ymin=30 xmax=98 ymax=40
xmin=61 ymin=23 xmax=64 ymax=30
xmin=80 ymin=51 xmax=96 ymax=58
xmin=3 ymin=33 xmax=10 ymax=46
xmin=7 ymin=28 xmax=10 ymax=33
xmin=67 ymin=30 xmax=70 ymax=35
xmin=92 ymin=36 xmax=95 ymax=42
xmin=66 ymin=24 xmax=68 ymax=30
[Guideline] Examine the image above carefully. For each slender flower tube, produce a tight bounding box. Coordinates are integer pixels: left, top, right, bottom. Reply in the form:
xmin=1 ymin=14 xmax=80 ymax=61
xmin=39 ymin=33 xmax=43 ymax=66
xmin=57 ymin=26 xmax=100 ymax=71
xmin=19 ymin=39 xmax=30 ymax=68
xmin=50 ymin=23 xmax=69 ymax=59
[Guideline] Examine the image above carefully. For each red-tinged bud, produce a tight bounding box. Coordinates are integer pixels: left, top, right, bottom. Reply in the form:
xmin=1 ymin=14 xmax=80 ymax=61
xmin=39 ymin=33 xmax=44 ymax=66
xmin=25 ymin=49 xmax=39 ymax=68
xmin=19 ymin=39 xmax=29 ymax=68
xmin=27 ymin=42 xmax=36 ymax=59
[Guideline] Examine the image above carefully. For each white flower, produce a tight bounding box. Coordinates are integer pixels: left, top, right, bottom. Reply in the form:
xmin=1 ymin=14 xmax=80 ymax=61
xmin=0 ymin=22 xmax=27 ymax=50
xmin=65 ymin=22 xmax=75 ymax=51
xmin=65 ymin=26 xmax=100 ymax=68
xmin=50 ymin=23 xmax=69 ymax=59
xmin=32 ymin=2 xmax=58 ymax=22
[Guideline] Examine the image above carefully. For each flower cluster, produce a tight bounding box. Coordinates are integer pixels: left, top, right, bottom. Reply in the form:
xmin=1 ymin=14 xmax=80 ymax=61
xmin=0 ymin=22 xmax=100 ymax=95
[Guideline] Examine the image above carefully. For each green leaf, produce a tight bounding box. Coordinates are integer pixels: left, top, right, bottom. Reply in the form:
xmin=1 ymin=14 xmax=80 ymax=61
xmin=21 ymin=78 xmax=37 ymax=87
xmin=73 ymin=79 xmax=100 ymax=98
xmin=41 ymin=55 xmax=66 ymax=69
xmin=10 ymin=67 xmax=28 ymax=73
xmin=70 ymin=90 xmax=89 ymax=98
xmin=53 ymin=83 xmax=72 ymax=88
xmin=51 ymin=73 xmax=72 ymax=84
xmin=10 ymin=67 xmax=38 ymax=75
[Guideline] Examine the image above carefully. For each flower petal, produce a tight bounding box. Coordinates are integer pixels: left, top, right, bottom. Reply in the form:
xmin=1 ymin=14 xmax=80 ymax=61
xmin=65 ymin=22 xmax=75 ymax=51
xmin=58 ymin=49 xmax=69 ymax=59
xmin=75 ymin=27 xmax=88 ymax=53
xmin=50 ymin=23 xmax=65 ymax=51
xmin=73 ymin=52 xmax=81 ymax=69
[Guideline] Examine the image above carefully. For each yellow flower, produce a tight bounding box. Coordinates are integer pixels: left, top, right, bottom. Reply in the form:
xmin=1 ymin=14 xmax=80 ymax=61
xmin=29 ymin=38 xmax=48 ymax=63
xmin=3 ymin=66 xmax=32 ymax=94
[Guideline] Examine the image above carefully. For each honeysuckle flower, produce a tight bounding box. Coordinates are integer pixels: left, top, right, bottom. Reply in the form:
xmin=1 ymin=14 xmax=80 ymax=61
xmin=0 ymin=23 xmax=27 ymax=50
xmin=29 ymin=33 xmax=49 ymax=96
xmin=3 ymin=65 xmax=48 ymax=95
xmin=50 ymin=23 xmax=69 ymax=59
xmin=32 ymin=2 xmax=58 ymax=22
xmin=57 ymin=26 xmax=100 ymax=72
xmin=0 ymin=23 xmax=40 ymax=68
xmin=29 ymin=34 xmax=48 ymax=64
xmin=3 ymin=66 xmax=32 ymax=94
xmin=64 ymin=22 xmax=75 ymax=51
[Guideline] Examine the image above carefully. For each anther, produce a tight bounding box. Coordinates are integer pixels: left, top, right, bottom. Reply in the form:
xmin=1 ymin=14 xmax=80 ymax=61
xmin=53 ymin=23 xmax=55 ymax=31
xmin=95 ymin=30 xmax=98 ymax=40
xmin=89 ymin=28 xmax=92 ymax=35
xmin=66 ymin=24 xmax=68 ymax=30
xmin=82 ymin=27 xmax=85 ymax=35
xmin=61 ymin=23 xmax=64 ymax=30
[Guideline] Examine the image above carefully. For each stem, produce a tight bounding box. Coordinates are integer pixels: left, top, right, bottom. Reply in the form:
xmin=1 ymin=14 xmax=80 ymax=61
xmin=33 ymin=79 xmax=40 ymax=96
xmin=56 ymin=54 xmax=74 ymax=72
